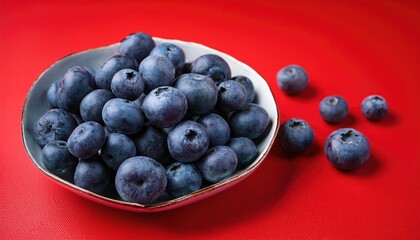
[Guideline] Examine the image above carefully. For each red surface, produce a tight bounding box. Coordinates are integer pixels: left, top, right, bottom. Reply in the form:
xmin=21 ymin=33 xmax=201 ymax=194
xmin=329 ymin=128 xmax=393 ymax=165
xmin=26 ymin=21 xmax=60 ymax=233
xmin=1 ymin=0 xmax=419 ymax=239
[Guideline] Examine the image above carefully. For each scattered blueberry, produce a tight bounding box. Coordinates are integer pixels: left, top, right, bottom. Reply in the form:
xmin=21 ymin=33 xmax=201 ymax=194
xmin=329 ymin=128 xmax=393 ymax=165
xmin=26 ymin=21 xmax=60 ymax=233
xmin=67 ymin=121 xmax=106 ymax=159
xmin=197 ymin=145 xmax=238 ymax=183
xmin=74 ymin=158 xmax=110 ymax=194
xmin=229 ymin=103 xmax=270 ymax=140
xmin=191 ymin=54 xmax=231 ymax=84
xmin=361 ymin=95 xmax=388 ymax=121
xmin=227 ymin=137 xmax=257 ymax=168
xmin=197 ymin=113 xmax=230 ymax=146
xmin=111 ymin=69 xmax=145 ymax=101
xmin=118 ymin=32 xmax=156 ymax=63
xmin=101 ymin=133 xmax=136 ymax=171
xmin=166 ymin=162 xmax=202 ymax=198
xmin=276 ymin=65 xmax=308 ymax=95
xmin=79 ymin=89 xmax=114 ymax=123
xmin=102 ymin=98 xmax=144 ymax=135
xmin=279 ymin=118 xmax=314 ymax=153
xmin=41 ymin=140 xmax=78 ymax=182
xmin=319 ymin=96 xmax=349 ymax=123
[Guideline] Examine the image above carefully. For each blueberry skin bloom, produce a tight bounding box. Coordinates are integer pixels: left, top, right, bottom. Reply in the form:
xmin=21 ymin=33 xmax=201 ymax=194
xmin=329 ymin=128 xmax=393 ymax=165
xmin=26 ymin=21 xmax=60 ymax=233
xmin=150 ymin=43 xmax=186 ymax=74
xmin=166 ymin=162 xmax=202 ymax=198
xmin=102 ymin=98 xmax=145 ymax=135
xmin=276 ymin=65 xmax=309 ymax=95
xmin=167 ymin=120 xmax=210 ymax=163
xmin=319 ymin=96 xmax=349 ymax=123
xmin=111 ymin=69 xmax=145 ymax=101
xmin=132 ymin=124 xmax=169 ymax=165
xmin=229 ymin=103 xmax=270 ymax=140
xmin=101 ymin=133 xmax=136 ymax=171
xmin=191 ymin=54 xmax=232 ymax=84
xmin=232 ymin=75 xmax=256 ymax=103
xmin=117 ymin=32 xmax=156 ymax=63
xmin=74 ymin=159 xmax=110 ymax=194
xmin=361 ymin=95 xmax=388 ymax=121
xmin=173 ymin=73 xmax=218 ymax=116
xmin=279 ymin=118 xmax=314 ymax=153
xmin=139 ymin=54 xmax=175 ymax=93
xmin=56 ymin=66 xmax=96 ymax=113
xmin=80 ymin=89 xmax=114 ymax=123
xmin=227 ymin=137 xmax=257 ymax=168
xmin=142 ymin=87 xmax=188 ymax=128
xmin=34 ymin=109 xmax=78 ymax=147
xmin=197 ymin=113 xmax=230 ymax=146
xmin=197 ymin=145 xmax=238 ymax=183
xmin=68 ymin=121 xmax=106 ymax=159
xmin=325 ymin=128 xmax=370 ymax=171
xmin=41 ymin=140 xmax=78 ymax=182
xmin=217 ymin=80 xmax=248 ymax=112
xmin=95 ymin=55 xmax=139 ymax=90
xmin=115 ymin=156 xmax=167 ymax=204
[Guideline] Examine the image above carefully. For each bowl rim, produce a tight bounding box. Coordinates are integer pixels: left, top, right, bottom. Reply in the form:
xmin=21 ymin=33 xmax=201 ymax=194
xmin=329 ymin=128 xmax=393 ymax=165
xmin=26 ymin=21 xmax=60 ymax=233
xmin=21 ymin=37 xmax=280 ymax=212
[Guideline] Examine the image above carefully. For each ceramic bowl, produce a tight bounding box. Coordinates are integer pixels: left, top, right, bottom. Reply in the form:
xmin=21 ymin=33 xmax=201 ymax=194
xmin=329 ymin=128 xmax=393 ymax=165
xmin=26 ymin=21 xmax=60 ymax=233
xmin=22 ymin=37 xmax=280 ymax=212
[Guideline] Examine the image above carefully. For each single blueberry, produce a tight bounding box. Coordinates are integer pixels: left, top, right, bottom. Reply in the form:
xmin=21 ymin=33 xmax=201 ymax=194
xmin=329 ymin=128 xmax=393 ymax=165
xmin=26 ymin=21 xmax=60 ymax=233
xmin=67 ymin=121 xmax=106 ymax=159
xmin=102 ymin=98 xmax=145 ymax=135
xmin=319 ymin=96 xmax=349 ymax=123
xmin=115 ymin=156 xmax=167 ymax=204
xmin=95 ymin=55 xmax=139 ymax=90
xmin=34 ymin=109 xmax=78 ymax=147
xmin=74 ymin=158 xmax=110 ymax=194
xmin=197 ymin=145 xmax=238 ymax=183
xmin=197 ymin=113 xmax=230 ymax=146
xmin=325 ymin=128 xmax=370 ymax=171
xmin=79 ymin=89 xmax=114 ymax=123
xmin=277 ymin=65 xmax=309 ymax=95
xmin=117 ymin=32 xmax=156 ymax=63
xmin=279 ymin=118 xmax=314 ymax=153
xmin=361 ymin=95 xmax=388 ymax=121
xmin=47 ymin=79 xmax=61 ymax=108
xmin=41 ymin=140 xmax=78 ymax=182
xmin=173 ymin=73 xmax=218 ymax=116
xmin=150 ymin=43 xmax=186 ymax=74
xmin=191 ymin=54 xmax=231 ymax=84
xmin=56 ymin=66 xmax=96 ymax=113
xmin=232 ymin=75 xmax=256 ymax=103
xmin=167 ymin=120 xmax=210 ymax=163
xmin=111 ymin=69 xmax=145 ymax=101
xmin=227 ymin=137 xmax=257 ymax=168
xmin=229 ymin=103 xmax=270 ymax=140
xmin=131 ymin=124 xmax=170 ymax=165
xmin=217 ymin=80 xmax=248 ymax=112
xmin=142 ymin=86 xmax=188 ymax=128
xmin=166 ymin=162 xmax=202 ymax=198
xmin=101 ymin=133 xmax=136 ymax=171
xmin=138 ymin=54 xmax=175 ymax=93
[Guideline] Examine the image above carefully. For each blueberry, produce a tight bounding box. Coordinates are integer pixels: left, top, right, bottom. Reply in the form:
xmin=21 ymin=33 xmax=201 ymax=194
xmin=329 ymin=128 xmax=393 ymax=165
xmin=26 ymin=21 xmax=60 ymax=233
xmin=102 ymin=98 xmax=144 ymax=135
xmin=138 ymin=54 xmax=175 ymax=93
xmin=67 ymin=121 xmax=106 ymax=159
xmin=325 ymin=128 xmax=370 ymax=171
xmin=34 ymin=109 xmax=78 ymax=147
xmin=79 ymin=89 xmax=114 ymax=123
xmin=229 ymin=103 xmax=270 ymax=140
xmin=361 ymin=95 xmax=388 ymax=121
xmin=101 ymin=133 xmax=136 ymax=171
xmin=173 ymin=73 xmax=218 ymax=116
xmin=95 ymin=55 xmax=138 ymax=90
xmin=197 ymin=145 xmax=237 ymax=183
xmin=115 ymin=156 xmax=167 ymax=204
xmin=191 ymin=54 xmax=231 ymax=84
xmin=41 ymin=140 xmax=78 ymax=182
xmin=150 ymin=43 xmax=186 ymax=74
xmin=132 ymin=124 xmax=169 ymax=165
xmin=56 ymin=66 xmax=96 ymax=113
xmin=179 ymin=62 xmax=192 ymax=76
xmin=47 ymin=79 xmax=61 ymax=108
xmin=319 ymin=96 xmax=349 ymax=123
xmin=74 ymin=158 xmax=110 ymax=194
xmin=166 ymin=162 xmax=202 ymax=198
xmin=277 ymin=65 xmax=308 ymax=95
xmin=117 ymin=32 xmax=156 ymax=63
xmin=217 ymin=80 xmax=248 ymax=112
xmin=279 ymin=118 xmax=314 ymax=153
xmin=142 ymin=87 xmax=188 ymax=128
xmin=167 ymin=120 xmax=209 ymax=163
xmin=197 ymin=113 xmax=230 ymax=146
xmin=110 ymin=69 xmax=145 ymax=101
xmin=227 ymin=137 xmax=257 ymax=168
xmin=232 ymin=75 xmax=256 ymax=103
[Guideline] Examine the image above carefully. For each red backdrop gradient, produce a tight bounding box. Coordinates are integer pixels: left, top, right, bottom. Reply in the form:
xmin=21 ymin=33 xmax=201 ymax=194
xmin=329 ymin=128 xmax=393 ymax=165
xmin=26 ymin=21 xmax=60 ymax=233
xmin=1 ymin=0 xmax=419 ymax=239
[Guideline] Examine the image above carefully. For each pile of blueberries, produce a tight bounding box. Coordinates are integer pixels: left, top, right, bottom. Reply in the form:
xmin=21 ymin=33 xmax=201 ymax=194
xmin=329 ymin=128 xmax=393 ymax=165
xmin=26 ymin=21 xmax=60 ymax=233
xmin=35 ymin=32 xmax=271 ymax=204
xmin=276 ymin=65 xmax=388 ymax=170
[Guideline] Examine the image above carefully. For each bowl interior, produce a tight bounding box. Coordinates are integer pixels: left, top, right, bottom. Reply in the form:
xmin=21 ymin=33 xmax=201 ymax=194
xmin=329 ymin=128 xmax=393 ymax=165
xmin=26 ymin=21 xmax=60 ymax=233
xmin=22 ymin=37 xmax=279 ymax=212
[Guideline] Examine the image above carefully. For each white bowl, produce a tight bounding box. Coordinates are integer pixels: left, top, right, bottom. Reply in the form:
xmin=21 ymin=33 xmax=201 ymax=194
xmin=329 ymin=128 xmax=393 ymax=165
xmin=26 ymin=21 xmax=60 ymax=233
xmin=21 ymin=37 xmax=280 ymax=212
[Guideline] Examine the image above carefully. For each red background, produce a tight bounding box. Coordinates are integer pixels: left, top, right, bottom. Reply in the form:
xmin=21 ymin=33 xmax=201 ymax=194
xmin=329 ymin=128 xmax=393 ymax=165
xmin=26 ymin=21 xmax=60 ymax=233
xmin=1 ymin=0 xmax=419 ymax=239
